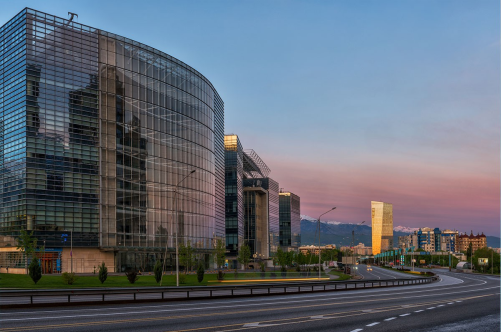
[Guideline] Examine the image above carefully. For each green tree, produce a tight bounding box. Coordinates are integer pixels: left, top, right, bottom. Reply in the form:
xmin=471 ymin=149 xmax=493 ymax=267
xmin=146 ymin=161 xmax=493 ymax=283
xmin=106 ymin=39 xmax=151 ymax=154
xmin=197 ymin=261 xmax=205 ymax=283
xmin=98 ymin=262 xmax=108 ymax=284
xmin=237 ymin=244 xmax=251 ymax=270
xmin=16 ymin=230 xmax=38 ymax=274
xmin=28 ymin=257 xmax=42 ymax=284
xmin=215 ymin=239 xmax=226 ymax=269
xmin=153 ymin=260 xmax=162 ymax=283
xmin=466 ymin=243 xmax=473 ymax=261
xmin=472 ymin=247 xmax=500 ymax=274
xmin=276 ymin=247 xmax=288 ymax=271
xmin=179 ymin=241 xmax=195 ymax=272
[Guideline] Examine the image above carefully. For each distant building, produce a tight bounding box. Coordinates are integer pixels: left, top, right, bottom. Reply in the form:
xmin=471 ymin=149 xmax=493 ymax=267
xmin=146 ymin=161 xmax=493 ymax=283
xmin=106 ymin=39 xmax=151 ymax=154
xmin=371 ymin=201 xmax=393 ymax=255
xmin=299 ymin=244 xmax=336 ymax=255
xmin=398 ymin=228 xmax=458 ymax=252
xmin=457 ymin=231 xmax=487 ymax=254
xmin=398 ymin=234 xmax=417 ymax=250
xmin=279 ymin=191 xmax=301 ymax=252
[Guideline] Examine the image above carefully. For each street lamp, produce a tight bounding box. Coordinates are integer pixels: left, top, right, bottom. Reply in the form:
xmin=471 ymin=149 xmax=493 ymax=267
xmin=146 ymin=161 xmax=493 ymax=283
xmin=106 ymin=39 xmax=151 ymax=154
xmin=160 ymin=169 xmax=196 ymax=287
xmin=317 ymin=207 xmax=336 ymax=279
xmin=351 ymin=221 xmax=365 ymax=275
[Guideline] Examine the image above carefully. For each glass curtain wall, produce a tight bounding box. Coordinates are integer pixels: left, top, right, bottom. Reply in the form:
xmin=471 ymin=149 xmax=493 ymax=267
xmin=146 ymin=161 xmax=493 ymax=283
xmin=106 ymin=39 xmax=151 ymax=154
xmin=1 ymin=8 xmax=225 ymax=272
xmin=98 ymin=30 xmax=224 ymax=270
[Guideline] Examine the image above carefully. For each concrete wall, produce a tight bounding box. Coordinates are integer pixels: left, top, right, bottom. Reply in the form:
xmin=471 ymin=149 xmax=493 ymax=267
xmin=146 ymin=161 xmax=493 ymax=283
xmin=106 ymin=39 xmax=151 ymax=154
xmin=60 ymin=248 xmax=115 ymax=273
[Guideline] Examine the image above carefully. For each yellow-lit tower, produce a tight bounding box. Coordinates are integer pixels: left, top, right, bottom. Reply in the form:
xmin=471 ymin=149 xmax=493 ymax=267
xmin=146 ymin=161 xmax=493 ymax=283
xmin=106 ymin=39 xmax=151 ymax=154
xmin=371 ymin=201 xmax=393 ymax=255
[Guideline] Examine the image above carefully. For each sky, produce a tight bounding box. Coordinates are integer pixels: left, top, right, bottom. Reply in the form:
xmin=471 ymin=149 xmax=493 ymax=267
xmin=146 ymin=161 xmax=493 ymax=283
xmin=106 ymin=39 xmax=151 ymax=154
xmin=1 ymin=1 xmax=499 ymax=236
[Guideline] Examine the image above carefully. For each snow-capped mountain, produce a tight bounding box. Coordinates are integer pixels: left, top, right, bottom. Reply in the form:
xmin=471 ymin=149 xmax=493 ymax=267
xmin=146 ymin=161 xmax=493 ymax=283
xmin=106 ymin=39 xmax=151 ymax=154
xmin=393 ymin=226 xmax=419 ymax=233
xmin=301 ymin=215 xmax=418 ymax=232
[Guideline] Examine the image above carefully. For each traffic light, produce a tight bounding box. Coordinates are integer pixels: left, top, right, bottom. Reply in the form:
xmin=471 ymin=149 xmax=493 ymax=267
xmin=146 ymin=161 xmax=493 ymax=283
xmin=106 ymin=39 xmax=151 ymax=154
xmin=400 ymin=255 xmax=405 ymax=265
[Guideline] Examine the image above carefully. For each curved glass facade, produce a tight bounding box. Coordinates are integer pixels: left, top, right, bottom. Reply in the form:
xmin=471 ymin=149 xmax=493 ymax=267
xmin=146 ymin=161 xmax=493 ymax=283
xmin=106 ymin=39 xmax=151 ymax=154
xmin=0 ymin=8 xmax=224 ymax=272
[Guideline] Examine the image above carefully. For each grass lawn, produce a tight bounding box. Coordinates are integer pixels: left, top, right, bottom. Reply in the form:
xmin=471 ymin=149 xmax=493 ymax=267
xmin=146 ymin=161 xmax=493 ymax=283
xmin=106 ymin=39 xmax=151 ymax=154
xmin=0 ymin=273 xmax=218 ymax=289
xmin=327 ymin=270 xmax=351 ymax=281
xmin=0 ymin=271 xmax=329 ymax=289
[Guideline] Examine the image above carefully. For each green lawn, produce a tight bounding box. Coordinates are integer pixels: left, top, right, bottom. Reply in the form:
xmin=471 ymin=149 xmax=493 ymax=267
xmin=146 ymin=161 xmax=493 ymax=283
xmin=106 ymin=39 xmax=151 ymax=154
xmin=0 ymin=273 xmax=218 ymax=289
xmin=0 ymin=271 xmax=328 ymax=289
xmin=327 ymin=270 xmax=352 ymax=281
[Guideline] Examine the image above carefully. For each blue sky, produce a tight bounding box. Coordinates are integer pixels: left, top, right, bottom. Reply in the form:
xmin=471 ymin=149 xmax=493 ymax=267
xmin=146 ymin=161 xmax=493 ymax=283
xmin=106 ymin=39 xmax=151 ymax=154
xmin=1 ymin=1 xmax=499 ymax=235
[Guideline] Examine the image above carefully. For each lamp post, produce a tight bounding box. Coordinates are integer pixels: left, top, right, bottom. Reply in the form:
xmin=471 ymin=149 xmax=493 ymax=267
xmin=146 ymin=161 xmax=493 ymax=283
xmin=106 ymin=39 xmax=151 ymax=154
xmin=351 ymin=221 xmax=365 ymax=275
xmin=160 ymin=169 xmax=196 ymax=287
xmin=317 ymin=207 xmax=336 ymax=279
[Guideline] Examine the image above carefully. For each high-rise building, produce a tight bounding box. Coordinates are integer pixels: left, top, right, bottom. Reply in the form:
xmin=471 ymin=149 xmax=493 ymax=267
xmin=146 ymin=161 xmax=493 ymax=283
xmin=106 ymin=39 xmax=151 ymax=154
xmin=224 ymin=135 xmax=244 ymax=259
xmin=224 ymin=135 xmax=279 ymax=267
xmin=371 ymin=201 xmax=393 ymax=255
xmin=0 ymin=8 xmax=225 ymax=273
xmin=279 ymin=191 xmax=301 ymax=251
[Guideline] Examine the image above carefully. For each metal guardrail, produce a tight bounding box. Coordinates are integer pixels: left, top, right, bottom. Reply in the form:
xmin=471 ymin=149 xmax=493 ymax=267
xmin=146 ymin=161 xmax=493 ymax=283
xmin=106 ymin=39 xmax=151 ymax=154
xmin=0 ymin=277 xmax=438 ymax=306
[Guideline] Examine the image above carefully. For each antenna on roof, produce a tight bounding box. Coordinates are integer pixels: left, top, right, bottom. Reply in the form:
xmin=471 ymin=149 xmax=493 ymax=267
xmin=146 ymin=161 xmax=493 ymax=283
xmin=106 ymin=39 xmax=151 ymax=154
xmin=68 ymin=12 xmax=78 ymax=22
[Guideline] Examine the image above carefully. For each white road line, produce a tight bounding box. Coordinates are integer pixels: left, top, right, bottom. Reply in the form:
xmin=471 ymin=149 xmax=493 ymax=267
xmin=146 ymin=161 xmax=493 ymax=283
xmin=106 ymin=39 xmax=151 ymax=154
xmin=414 ymin=310 xmax=424 ymax=312
xmin=0 ymin=273 xmax=479 ymax=317
xmin=447 ymin=302 xmax=454 ymax=304
xmin=399 ymin=313 xmax=411 ymax=316
xmin=384 ymin=317 xmax=397 ymax=321
xmin=366 ymin=322 xmax=380 ymax=326
xmin=427 ymin=307 xmax=436 ymax=309
xmin=350 ymin=329 xmax=364 ymax=332
xmin=437 ymin=304 xmax=445 ymax=307
xmin=456 ymin=300 xmax=462 ymax=302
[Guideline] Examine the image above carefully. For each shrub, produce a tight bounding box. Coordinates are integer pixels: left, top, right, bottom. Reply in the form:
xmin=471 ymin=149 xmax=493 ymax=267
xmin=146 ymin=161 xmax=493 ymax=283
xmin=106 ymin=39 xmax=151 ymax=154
xmin=154 ymin=260 xmax=162 ymax=284
xmin=98 ymin=262 xmax=108 ymax=284
xmin=217 ymin=270 xmax=225 ymax=280
xmin=125 ymin=270 xmax=139 ymax=284
xmin=295 ymin=265 xmax=301 ymax=272
xmin=28 ymin=257 xmax=42 ymax=284
xmin=179 ymin=273 xmax=187 ymax=284
xmin=260 ymin=262 xmax=266 ymax=273
xmin=197 ymin=262 xmax=205 ymax=283
xmin=62 ymin=272 xmax=78 ymax=285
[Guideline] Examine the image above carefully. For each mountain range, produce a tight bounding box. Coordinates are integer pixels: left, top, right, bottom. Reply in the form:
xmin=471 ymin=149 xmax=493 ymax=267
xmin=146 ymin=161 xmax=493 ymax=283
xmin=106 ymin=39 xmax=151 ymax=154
xmin=300 ymin=216 xmax=501 ymax=248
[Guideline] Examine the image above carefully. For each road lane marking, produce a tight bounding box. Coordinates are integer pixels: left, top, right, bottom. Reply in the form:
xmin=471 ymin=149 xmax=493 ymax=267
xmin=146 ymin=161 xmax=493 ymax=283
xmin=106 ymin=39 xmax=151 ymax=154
xmin=399 ymin=313 xmax=410 ymax=316
xmin=350 ymin=329 xmax=363 ymax=332
xmin=384 ymin=317 xmax=397 ymax=321
xmin=447 ymin=302 xmax=454 ymax=304
xmin=437 ymin=304 xmax=444 ymax=307
xmin=0 ymin=274 xmax=481 ymax=316
xmin=427 ymin=307 xmax=436 ymax=309
xmin=2 ymin=294 xmax=497 ymax=332
xmin=414 ymin=310 xmax=424 ymax=312
xmin=310 ymin=315 xmax=326 ymax=319
xmin=456 ymin=300 xmax=462 ymax=302
xmin=242 ymin=323 xmax=275 ymax=327
xmin=366 ymin=322 xmax=379 ymax=326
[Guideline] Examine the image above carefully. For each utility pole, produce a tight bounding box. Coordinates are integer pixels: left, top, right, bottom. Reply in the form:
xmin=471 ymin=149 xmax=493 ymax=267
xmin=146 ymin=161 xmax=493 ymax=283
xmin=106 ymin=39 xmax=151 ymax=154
xmin=317 ymin=207 xmax=336 ymax=279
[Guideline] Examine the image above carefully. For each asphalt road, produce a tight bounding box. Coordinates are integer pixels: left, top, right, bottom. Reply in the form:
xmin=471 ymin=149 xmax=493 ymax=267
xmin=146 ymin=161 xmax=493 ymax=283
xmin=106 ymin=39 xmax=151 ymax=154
xmin=0 ymin=265 xmax=499 ymax=332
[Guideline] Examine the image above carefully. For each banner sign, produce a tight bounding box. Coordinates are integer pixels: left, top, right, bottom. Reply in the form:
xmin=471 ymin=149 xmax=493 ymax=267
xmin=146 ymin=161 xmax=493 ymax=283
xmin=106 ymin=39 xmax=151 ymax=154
xmin=478 ymin=258 xmax=488 ymax=266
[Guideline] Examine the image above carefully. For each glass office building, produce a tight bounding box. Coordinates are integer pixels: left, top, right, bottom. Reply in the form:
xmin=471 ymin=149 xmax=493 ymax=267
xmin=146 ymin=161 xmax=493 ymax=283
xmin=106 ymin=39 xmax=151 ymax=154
xmin=224 ymin=134 xmax=243 ymax=258
xmin=0 ymin=8 xmax=225 ymax=273
xmin=371 ymin=201 xmax=393 ymax=255
xmin=279 ymin=191 xmax=301 ymax=251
